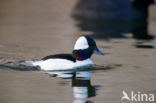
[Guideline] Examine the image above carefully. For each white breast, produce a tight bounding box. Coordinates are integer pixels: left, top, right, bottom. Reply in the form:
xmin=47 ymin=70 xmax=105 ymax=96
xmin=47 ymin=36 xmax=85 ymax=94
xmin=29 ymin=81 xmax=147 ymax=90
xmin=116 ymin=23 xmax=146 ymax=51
xmin=32 ymin=58 xmax=94 ymax=71
xmin=75 ymin=59 xmax=94 ymax=69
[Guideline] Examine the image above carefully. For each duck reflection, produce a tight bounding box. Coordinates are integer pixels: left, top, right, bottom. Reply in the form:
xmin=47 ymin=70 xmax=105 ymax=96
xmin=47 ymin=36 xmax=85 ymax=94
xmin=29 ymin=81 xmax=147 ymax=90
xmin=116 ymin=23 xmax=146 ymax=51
xmin=72 ymin=71 xmax=95 ymax=99
xmin=47 ymin=70 xmax=96 ymax=103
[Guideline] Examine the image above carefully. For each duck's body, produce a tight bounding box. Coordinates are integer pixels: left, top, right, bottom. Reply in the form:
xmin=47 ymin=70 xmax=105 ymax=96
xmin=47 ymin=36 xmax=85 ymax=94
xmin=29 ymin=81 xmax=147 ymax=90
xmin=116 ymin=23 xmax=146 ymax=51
xmin=32 ymin=54 xmax=94 ymax=71
xmin=21 ymin=36 xmax=104 ymax=71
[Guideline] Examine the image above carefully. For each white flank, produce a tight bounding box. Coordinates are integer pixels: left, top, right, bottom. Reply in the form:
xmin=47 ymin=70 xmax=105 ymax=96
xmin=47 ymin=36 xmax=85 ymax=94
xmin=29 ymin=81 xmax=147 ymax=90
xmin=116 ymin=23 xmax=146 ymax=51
xmin=31 ymin=58 xmax=94 ymax=71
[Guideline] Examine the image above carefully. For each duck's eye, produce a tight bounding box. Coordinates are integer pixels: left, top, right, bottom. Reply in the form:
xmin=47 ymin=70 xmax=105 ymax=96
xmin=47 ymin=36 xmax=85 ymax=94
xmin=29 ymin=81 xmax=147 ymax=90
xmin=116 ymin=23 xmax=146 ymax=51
xmin=89 ymin=41 xmax=96 ymax=46
xmin=89 ymin=46 xmax=96 ymax=50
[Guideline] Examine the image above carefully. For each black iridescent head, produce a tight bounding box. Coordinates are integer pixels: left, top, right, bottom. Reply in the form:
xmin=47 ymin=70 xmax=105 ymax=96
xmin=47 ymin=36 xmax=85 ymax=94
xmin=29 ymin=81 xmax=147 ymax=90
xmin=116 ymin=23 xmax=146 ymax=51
xmin=72 ymin=36 xmax=104 ymax=61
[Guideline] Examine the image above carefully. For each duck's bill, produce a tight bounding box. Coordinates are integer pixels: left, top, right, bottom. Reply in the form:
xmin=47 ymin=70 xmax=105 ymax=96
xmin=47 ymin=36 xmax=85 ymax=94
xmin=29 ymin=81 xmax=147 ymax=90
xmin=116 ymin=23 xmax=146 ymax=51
xmin=93 ymin=48 xmax=104 ymax=55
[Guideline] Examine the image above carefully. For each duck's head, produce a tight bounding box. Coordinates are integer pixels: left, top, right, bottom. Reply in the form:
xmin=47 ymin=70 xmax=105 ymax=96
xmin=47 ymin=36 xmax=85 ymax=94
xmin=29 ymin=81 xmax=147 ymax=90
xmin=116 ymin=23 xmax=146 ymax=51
xmin=72 ymin=36 xmax=104 ymax=61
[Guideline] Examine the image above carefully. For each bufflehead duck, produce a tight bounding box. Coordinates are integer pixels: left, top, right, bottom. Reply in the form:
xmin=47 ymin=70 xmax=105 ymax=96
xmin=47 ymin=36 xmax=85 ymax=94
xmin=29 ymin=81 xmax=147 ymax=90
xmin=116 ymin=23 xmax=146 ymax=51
xmin=22 ymin=36 xmax=104 ymax=71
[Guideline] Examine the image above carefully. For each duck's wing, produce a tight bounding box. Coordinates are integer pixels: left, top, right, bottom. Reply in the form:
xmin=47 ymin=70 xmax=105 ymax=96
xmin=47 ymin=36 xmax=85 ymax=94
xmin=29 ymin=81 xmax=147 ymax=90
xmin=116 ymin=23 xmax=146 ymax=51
xmin=42 ymin=54 xmax=76 ymax=62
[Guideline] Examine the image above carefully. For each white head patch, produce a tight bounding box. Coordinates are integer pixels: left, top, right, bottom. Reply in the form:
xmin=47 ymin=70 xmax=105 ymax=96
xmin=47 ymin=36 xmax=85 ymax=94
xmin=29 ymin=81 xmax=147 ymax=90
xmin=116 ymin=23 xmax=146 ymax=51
xmin=74 ymin=36 xmax=89 ymax=50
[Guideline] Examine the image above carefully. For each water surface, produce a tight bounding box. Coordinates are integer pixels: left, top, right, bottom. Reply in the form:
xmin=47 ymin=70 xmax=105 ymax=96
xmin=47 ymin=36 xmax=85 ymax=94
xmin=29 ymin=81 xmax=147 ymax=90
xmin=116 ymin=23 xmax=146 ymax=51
xmin=0 ymin=0 xmax=156 ymax=103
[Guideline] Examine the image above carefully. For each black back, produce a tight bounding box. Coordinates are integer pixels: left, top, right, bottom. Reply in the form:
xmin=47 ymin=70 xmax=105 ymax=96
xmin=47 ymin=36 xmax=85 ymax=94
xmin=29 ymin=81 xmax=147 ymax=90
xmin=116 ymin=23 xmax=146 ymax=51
xmin=42 ymin=54 xmax=76 ymax=62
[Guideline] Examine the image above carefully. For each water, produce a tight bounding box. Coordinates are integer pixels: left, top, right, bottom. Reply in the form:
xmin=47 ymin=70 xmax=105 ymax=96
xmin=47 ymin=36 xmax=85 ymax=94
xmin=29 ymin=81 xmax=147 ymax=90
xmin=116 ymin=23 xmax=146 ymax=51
xmin=0 ymin=64 xmax=98 ymax=102
xmin=0 ymin=62 xmax=114 ymax=103
xmin=0 ymin=0 xmax=156 ymax=103
xmin=48 ymin=71 xmax=95 ymax=101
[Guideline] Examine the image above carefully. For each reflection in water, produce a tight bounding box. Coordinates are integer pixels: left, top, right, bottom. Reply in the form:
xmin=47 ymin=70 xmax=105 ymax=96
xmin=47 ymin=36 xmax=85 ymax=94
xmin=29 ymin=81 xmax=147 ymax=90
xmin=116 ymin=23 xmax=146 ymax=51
xmin=73 ymin=100 xmax=92 ymax=103
xmin=48 ymin=71 xmax=73 ymax=79
xmin=131 ymin=0 xmax=154 ymax=40
xmin=47 ymin=70 xmax=97 ymax=103
xmin=0 ymin=64 xmax=113 ymax=102
xmin=135 ymin=44 xmax=155 ymax=49
xmin=72 ymin=0 xmax=132 ymax=20
xmin=72 ymin=18 xmax=130 ymax=40
xmin=134 ymin=36 xmax=156 ymax=49
xmin=72 ymin=0 xmax=155 ymax=44
xmin=72 ymin=16 xmax=154 ymax=41
xmin=131 ymin=19 xmax=153 ymax=40
xmin=72 ymin=71 xmax=95 ymax=99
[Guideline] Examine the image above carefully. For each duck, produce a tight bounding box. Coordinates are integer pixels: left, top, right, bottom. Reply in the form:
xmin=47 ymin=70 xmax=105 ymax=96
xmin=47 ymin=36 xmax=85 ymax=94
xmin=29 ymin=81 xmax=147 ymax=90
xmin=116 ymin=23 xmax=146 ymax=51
xmin=21 ymin=36 xmax=104 ymax=71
